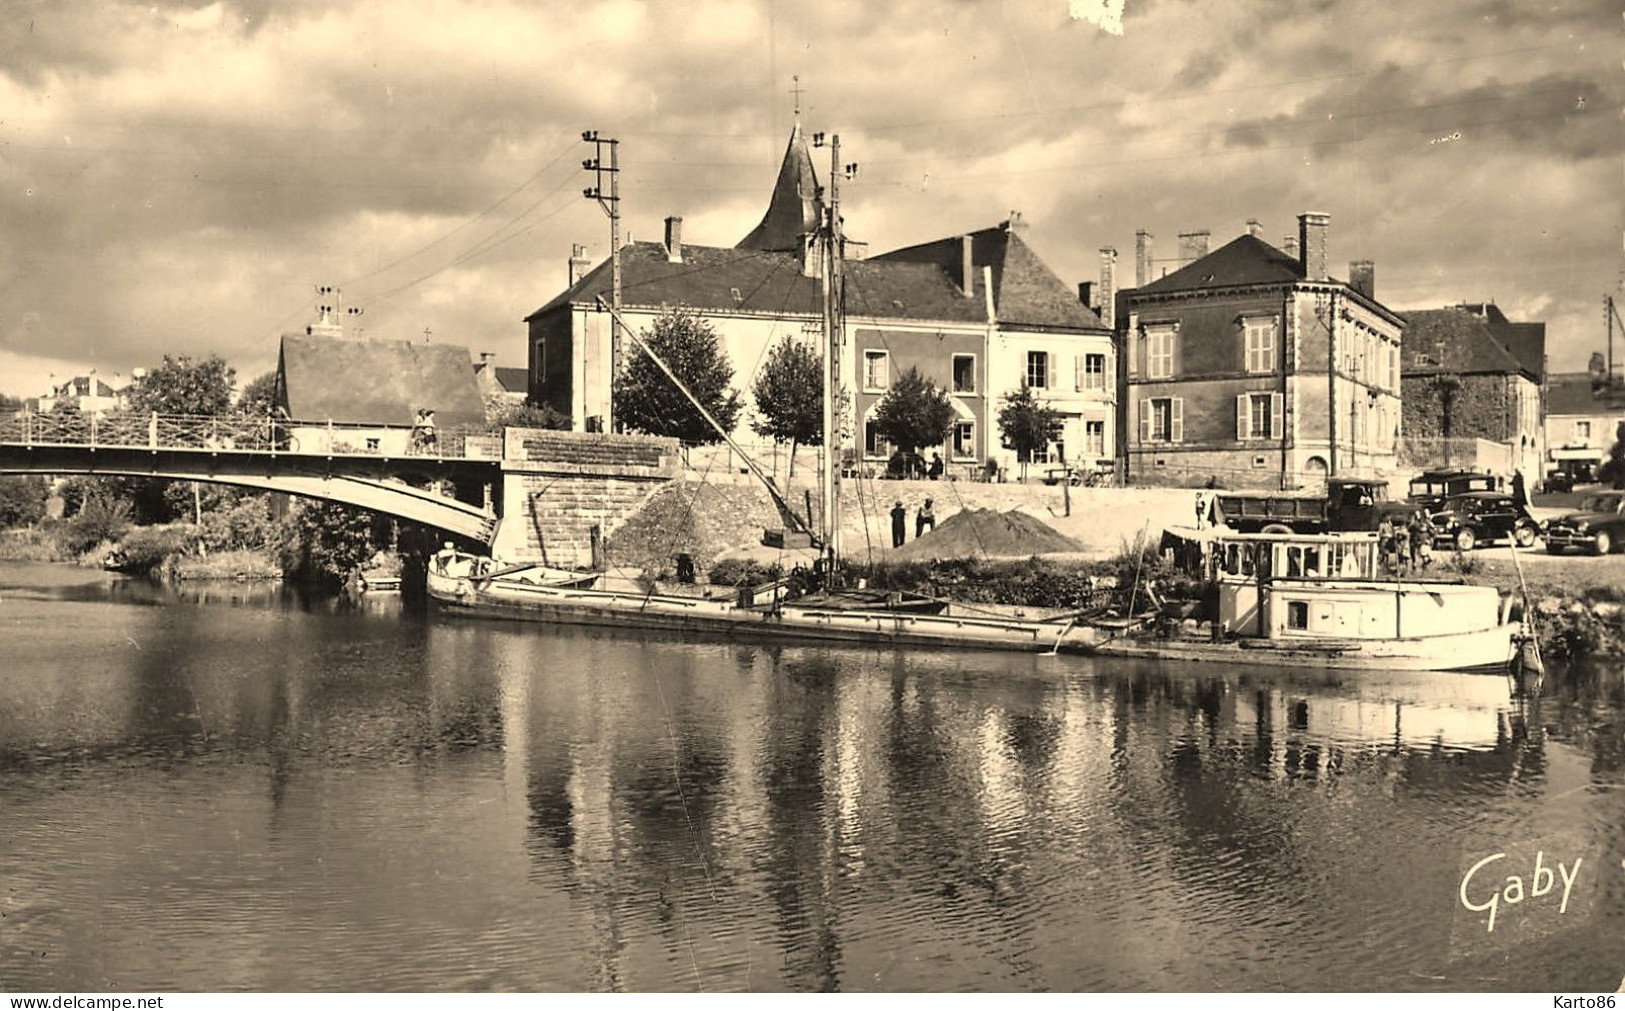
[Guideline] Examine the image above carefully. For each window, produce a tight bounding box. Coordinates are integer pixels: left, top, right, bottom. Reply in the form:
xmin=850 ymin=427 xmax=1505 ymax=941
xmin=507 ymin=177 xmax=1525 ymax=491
xmin=1147 ymin=328 xmax=1175 ymax=379
xmin=1084 ymin=420 xmax=1105 ymax=458
xmin=1575 ymin=420 xmax=1593 ymax=442
xmin=953 ymin=421 xmax=975 ymax=459
xmin=1032 ymin=422 xmax=1065 ymax=465
xmin=864 ymin=420 xmax=890 ymax=457
xmin=1235 ymin=392 xmax=1283 ymax=440
xmin=1387 ymin=344 xmax=1398 ymax=390
xmin=1287 ymin=601 xmax=1309 ymax=630
xmin=863 ymin=350 xmax=889 ymax=391
xmin=1244 ymin=317 xmax=1276 ymax=373
xmin=1026 ymin=351 xmax=1049 ymax=389
xmin=952 ymin=354 xmax=976 ymax=394
xmin=1252 ymin=455 xmax=1267 ymax=468
xmin=1413 ymin=352 xmax=1429 ymax=367
xmin=1143 ymin=396 xmax=1182 ymax=443
xmin=1076 ymin=353 xmax=1106 ymax=392
xmin=534 ymin=339 xmax=547 ymax=381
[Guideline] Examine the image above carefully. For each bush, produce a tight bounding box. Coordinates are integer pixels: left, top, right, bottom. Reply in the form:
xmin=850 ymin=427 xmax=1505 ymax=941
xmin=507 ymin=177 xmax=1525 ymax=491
xmin=66 ymin=494 xmax=132 ymax=553
xmin=0 ymin=476 xmax=48 ymax=529
xmin=117 ymin=526 xmax=196 ymax=573
xmin=272 ymin=500 xmax=386 ymax=589
xmin=198 ymin=496 xmax=274 ymax=552
xmin=707 ymin=558 xmax=783 ymax=586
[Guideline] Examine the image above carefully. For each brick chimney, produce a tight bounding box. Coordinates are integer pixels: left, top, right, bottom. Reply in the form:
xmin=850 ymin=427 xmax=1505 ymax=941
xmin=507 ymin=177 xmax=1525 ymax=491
xmin=1098 ymin=245 xmax=1117 ymax=328
xmin=1283 ymin=235 xmax=1299 ymax=259
xmin=664 ymin=216 xmax=684 ymax=263
xmin=1298 ymin=211 xmax=1330 ymax=281
xmin=1246 ymin=218 xmax=1263 ymax=238
xmin=567 ymin=244 xmax=591 ymax=286
xmin=1135 ymin=230 xmax=1154 ymax=287
xmin=960 ymin=234 xmax=976 ymax=298
xmin=1176 ymin=230 xmax=1210 ymax=268
xmin=1348 ymin=260 xmax=1374 ymax=300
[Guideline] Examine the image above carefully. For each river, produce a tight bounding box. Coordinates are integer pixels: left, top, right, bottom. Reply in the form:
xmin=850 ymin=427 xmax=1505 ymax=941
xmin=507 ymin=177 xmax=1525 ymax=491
xmin=1 ymin=561 xmax=1622 ymax=992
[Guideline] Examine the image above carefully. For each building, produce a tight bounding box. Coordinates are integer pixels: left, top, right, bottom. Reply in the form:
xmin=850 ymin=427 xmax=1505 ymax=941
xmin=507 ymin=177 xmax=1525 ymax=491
xmin=1397 ymin=302 xmax=1546 ymax=481
xmin=473 ymin=352 xmax=527 ymax=405
xmin=527 ymin=124 xmax=1112 ymax=476
xmin=275 ymin=320 xmax=486 ymax=455
xmin=1544 ymin=359 xmax=1625 ymax=481
xmin=36 ymin=372 xmax=134 ymax=414
xmin=1121 ymin=213 xmax=1403 ymax=489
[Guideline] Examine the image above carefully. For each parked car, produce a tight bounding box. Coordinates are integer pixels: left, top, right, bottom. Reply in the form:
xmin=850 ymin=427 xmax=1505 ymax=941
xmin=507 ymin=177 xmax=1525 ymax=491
xmin=1543 ymin=490 xmax=1625 ymax=555
xmin=1543 ymin=470 xmax=1574 ymax=494
xmin=1429 ymin=491 xmax=1540 ymax=551
xmin=1406 ymin=468 xmax=1501 ymax=514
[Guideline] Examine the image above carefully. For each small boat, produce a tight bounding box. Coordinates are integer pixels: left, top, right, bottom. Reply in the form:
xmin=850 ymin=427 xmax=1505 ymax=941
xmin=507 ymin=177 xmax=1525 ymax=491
xmin=1094 ymin=528 xmax=1526 ymax=673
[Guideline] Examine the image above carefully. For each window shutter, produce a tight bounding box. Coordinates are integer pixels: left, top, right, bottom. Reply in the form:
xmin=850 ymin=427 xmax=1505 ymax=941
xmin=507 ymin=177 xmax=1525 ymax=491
xmin=1171 ymin=397 xmax=1185 ymax=443
xmin=1235 ymin=394 xmax=1248 ymax=441
xmin=1139 ymin=398 xmax=1151 ymax=443
xmin=1074 ymin=354 xmax=1084 ymax=392
xmin=1128 ymin=333 xmax=1140 ymax=378
xmin=1270 ymin=392 xmax=1284 ymax=440
xmin=1170 ymin=331 xmax=1181 ymax=378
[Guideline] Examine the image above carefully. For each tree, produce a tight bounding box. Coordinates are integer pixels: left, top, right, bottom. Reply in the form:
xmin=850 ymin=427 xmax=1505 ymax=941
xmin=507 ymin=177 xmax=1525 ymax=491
xmin=750 ymin=337 xmax=823 ymax=475
xmin=484 ymin=395 xmax=569 ymax=431
xmin=237 ymin=371 xmax=279 ymax=416
xmin=0 ymin=476 xmax=48 ymax=529
xmin=614 ymin=306 xmax=741 ymax=444
xmin=1424 ymin=372 xmax=1462 ymax=467
xmin=126 ymin=354 xmax=236 ymax=416
xmin=1600 ymin=420 xmax=1625 ymax=489
xmin=997 ymin=386 xmax=1061 ymax=481
xmin=872 ymin=365 xmax=955 ymax=458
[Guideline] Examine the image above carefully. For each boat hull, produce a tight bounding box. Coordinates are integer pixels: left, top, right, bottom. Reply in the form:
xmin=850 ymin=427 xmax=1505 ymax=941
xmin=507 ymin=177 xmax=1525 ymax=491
xmin=426 ymin=568 xmax=1103 ymax=654
xmin=1093 ymin=622 xmax=1523 ymax=674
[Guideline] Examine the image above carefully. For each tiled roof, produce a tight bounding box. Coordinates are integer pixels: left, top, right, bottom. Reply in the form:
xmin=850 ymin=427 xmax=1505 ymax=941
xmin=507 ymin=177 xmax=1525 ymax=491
xmin=528 ymin=243 xmax=821 ymax=319
xmin=1133 ymin=234 xmax=1302 ymax=295
xmin=1398 ymin=307 xmax=1531 ymax=378
xmin=493 ymin=366 xmax=528 ymax=393
xmin=1547 ymin=371 xmax=1625 ymax=416
xmin=735 ymin=125 xmax=824 ymax=252
xmin=278 ymin=335 xmax=487 ymax=429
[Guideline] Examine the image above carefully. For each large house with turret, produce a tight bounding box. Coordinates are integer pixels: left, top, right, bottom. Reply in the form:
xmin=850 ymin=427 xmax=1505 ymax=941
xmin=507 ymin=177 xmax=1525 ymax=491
xmin=526 ymin=124 xmax=1115 ymax=478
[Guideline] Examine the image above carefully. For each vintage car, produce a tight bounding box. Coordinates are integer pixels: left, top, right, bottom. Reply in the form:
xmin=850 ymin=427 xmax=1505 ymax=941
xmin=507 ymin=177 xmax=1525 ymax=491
xmin=1429 ymin=491 xmax=1540 ymax=551
xmin=1543 ymin=490 xmax=1625 ymax=555
xmin=1543 ymin=470 xmax=1575 ymax=494
xmin=1407 ymin=468 xmax=1502 ymax=513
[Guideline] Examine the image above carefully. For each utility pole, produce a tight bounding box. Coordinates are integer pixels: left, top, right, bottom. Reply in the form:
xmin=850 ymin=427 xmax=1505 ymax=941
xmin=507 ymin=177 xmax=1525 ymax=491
xmin=812 ymin=129 xmax=857 ymax=564
xmin=583 ymin=131 xmax=621 ymax=430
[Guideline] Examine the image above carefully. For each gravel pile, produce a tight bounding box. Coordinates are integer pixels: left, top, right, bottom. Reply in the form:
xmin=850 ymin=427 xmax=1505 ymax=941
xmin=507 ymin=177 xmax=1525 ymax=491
xmin=890 ymin=507 xmax=1083 ymax=560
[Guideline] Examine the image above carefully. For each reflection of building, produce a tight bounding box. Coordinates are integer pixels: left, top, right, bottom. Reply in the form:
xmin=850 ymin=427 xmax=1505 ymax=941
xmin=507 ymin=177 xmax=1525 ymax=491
xmin=1122 ymin=214 xmax=1403 ymax=489
xmin=1544 ymin=362 xmax=1625 ymax=480
xmin=527 ymin=123 xmax=1111 ymax=473
xmin=1398 ymin=303 xmax=1546 ymax=480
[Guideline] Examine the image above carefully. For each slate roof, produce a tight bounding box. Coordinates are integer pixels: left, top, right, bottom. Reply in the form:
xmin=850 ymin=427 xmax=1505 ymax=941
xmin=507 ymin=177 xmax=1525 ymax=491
xmin=872 ymin=224 xmax=1105 ymax=330
xmin=735 ymin=125 xmax=824 ymax=252
xmin=529 ymin=228 xmax=1100 ymax=331
xmin=1133 ymin=234 xmax=1303 ymax=295
xmin=493 ymin=366 xmax=528 ymax=393
xmin=1449 ymin=302 xmax=1546 ymax=381
xmin=1547 ymin=371 xmax=1625 ymax=416
xmin=1398 ymin=307 xmax=1537 ymax=380
xmin=277 ymin=335 xmax=487 ymax=429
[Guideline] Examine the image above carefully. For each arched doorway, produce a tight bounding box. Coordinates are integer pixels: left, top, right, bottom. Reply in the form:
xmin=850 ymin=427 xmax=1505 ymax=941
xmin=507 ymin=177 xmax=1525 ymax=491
xmin=1304 ymin=456 xmax=1329 ymax=492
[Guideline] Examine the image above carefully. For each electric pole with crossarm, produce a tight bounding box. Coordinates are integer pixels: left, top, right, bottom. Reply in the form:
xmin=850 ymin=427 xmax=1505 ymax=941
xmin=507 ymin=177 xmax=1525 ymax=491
xmin=582 ymin=131 xmax=621 ymax=431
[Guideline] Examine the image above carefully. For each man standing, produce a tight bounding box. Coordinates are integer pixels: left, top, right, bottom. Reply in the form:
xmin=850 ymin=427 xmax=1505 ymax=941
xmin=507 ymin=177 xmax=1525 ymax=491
xmin=891 ymin=500 xmax=907 ymax=548
xmin=916 ymin=498 xmax=936 ymax=538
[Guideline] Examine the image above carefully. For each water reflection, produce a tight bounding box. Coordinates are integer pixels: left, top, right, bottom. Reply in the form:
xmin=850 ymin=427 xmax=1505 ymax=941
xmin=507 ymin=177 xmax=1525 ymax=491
xmin=1 ymin=562 xmax=1622 ymax=991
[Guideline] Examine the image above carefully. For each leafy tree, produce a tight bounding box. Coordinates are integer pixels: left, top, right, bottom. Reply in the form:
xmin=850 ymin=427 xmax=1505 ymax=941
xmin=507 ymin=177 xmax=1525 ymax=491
xmin=997 ymin=386 xmax=1061 ymax=481
xmin=237 ymin=371 xmax=279 ymax=416
xmin=126 ymin=354 xmax=236 ymax=416
xmin=614 ymin=306 xmax=741 ymax=444
xmin=272 ymin=500 xmax=386 ymax=589
xmin=1600 ymin=420 xmax=1625 ymax=489
xmin=750 ymin=337 xmax=823 ymax=475
xmin=0 ymin=476 xmax=48 ymax=529
xmin=484 ymin=395 xmax=570 ymax=431
xmin=0 ymin=393 xmax=24 ymax=413
xmin=1424 ymin=372 xmax=1462 ymax=467
xmin=871 ymin=365 xmax=955 ymax=458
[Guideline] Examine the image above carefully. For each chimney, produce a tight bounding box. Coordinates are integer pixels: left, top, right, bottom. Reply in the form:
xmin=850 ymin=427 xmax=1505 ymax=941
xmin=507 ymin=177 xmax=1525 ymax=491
xmin=664 ymin=215 xmax=683 ymax=263
xmin=1283 ymin=235 xmax=1299 ymax=259
xmin=1298 ymin=211 xmax=1330 ymax=280
xmin=1348 ymin=260 xmax=1374 ymax=300
xmin=1135 ymin=230 xmax=1154 ymax=287
xmin=1005 ymin=211 xmax=1027 ymax=235
xmin=1098 ymin=245 xmax=1117 ymax=328
xmin=1176 ymin=230 xmax=1209 ymax=268
xmin=479 ymin=351 xmax=495 ymax=365
xmin=1077 ymin=281 xmax=1094 ymax=308
xmin=960 ymin=234 xmax=976 ymax=298
xmin=567 ymin=243 xmax=590 ymax=286
xmin=1246 ymin=218 xmax=1263 ymax=238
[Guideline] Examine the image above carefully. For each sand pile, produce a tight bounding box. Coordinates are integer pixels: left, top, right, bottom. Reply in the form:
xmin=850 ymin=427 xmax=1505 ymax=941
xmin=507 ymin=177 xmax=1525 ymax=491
xmin=890 ymin=508 xmax=1083 ymax=560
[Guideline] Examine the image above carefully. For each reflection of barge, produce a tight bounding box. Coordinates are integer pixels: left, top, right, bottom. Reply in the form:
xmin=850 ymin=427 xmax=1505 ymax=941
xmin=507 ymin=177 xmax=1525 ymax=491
xmin=1096 ymin=529 xmax=1529 ymax=673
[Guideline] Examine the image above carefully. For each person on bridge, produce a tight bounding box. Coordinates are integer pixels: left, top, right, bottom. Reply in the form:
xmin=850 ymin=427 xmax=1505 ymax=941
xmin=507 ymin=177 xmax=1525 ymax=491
xmin=413 ymin=408 xmax=437 ymax=453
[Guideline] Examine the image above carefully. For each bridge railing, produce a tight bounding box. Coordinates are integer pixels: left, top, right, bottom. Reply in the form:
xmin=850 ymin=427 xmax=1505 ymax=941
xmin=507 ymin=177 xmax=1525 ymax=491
xmin=0 ymin=409 xmax=501 ymax=461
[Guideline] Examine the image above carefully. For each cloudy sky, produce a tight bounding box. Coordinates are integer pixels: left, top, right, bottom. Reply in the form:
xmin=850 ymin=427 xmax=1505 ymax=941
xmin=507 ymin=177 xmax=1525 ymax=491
xmin=1 ymin=0 xmax=1616 ymax=397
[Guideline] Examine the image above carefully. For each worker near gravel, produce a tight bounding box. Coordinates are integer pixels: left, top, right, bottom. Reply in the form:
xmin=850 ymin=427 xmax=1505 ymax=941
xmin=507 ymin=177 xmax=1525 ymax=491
xmin=891 ymin=501 xmax=907 ymax=548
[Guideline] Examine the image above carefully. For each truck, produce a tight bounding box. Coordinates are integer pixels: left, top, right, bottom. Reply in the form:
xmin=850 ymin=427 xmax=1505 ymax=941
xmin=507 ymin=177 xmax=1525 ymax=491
xmin=1213 ymin=477 xmax=1413 ymax=534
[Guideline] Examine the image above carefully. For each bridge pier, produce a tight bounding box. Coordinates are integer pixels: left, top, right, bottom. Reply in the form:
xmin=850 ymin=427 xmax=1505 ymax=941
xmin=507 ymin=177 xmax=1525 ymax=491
xmin=493 ymin=429 xmax=680 ymax=567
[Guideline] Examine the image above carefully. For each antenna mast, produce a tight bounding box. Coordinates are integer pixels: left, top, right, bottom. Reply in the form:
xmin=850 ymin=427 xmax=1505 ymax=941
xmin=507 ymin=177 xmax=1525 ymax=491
xmin=583 ymin=131 xmax=621 ymax=430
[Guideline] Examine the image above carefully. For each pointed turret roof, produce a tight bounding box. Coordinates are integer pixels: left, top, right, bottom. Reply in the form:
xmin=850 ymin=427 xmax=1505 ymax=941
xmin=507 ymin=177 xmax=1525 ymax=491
xmin=735 ymin=124 xmax=824 ymax=252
